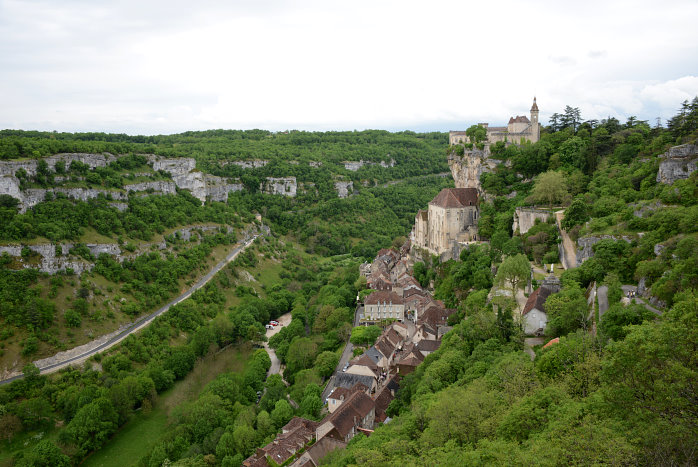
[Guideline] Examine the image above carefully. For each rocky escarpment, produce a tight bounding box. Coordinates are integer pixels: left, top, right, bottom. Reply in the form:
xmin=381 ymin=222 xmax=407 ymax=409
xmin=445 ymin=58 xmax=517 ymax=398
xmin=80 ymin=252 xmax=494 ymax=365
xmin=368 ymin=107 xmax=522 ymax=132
xmin=656 ymin=143 xmax=698 ymax=184
xmin=0 ymin=153 xmax=122 ymax=178
xmin=576 ymin=235 xmax=633 ymax=266
xmin=512 ymin=207 xmax=553 ymax=234
xmin=448 ymin=149 xmax=498 ymax=192
xmin=334 ymin=181 xmax=354 ymax=198
xmin=343 ymin=159 xmax=396 ymax=171
xmin=260 ymin=177 xmax=297 ymax=197
xmin=0 ymin=154 xmax=249 ymax=208
xmin=20 ymin=187 xmax=128 ymax=213
xmin=124 ymin=180 xmax=177 ymax=195
xmin=227 ymin=160 xmax=269 ymax=169
xmin=0 ymin=224 xmax=236 ymax=275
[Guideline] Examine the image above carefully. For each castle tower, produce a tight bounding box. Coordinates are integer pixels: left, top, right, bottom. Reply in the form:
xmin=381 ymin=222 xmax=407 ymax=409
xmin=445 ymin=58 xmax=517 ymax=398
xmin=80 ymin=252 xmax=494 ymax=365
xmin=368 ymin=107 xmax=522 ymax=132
xmin=530 ymin=97 xmax=540 ymax=143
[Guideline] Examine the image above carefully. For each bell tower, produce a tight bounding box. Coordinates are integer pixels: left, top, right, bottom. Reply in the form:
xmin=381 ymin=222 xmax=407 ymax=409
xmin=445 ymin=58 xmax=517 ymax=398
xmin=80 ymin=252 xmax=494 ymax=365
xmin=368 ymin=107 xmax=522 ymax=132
xmin=530 ymin=97 xmax=540 ymax=143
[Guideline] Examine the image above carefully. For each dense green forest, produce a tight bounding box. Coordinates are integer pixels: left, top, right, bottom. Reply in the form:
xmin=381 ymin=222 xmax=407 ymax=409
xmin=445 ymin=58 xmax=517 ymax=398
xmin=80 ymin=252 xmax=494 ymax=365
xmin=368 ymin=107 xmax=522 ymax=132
xmin=0 ymin=129 xmax=451 ymax=369
xmin=324 ymin=98 xmax=698 ymax=466
xmin=1 ymin=97 xmax=697 ymax=466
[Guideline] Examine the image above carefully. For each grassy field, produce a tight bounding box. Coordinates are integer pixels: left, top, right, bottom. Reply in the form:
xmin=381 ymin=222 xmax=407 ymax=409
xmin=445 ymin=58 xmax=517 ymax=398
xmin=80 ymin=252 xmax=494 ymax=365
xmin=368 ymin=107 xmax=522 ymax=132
xmin=82 ymin=344 xmax=252 ymax=467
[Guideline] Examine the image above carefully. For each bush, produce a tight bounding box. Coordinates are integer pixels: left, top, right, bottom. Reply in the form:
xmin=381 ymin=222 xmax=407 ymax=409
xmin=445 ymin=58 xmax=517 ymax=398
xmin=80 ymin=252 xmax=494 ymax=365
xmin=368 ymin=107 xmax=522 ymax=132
xmin=64 ymin=309 xmax=82 ymax=328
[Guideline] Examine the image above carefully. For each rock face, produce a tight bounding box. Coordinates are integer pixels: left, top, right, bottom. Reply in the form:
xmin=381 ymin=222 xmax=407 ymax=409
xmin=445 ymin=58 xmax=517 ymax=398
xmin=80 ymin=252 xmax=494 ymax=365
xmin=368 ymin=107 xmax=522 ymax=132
xmin=343 ymin=159 xmax=396 ymax=171
xmin=124 ymin=181 xmax=177 ymax=195
xmin=0 ymin=153 xmax=249 ymax=208
xmin=334 ymin=181 xmax=354 ymax=198
xmin=204 ymin=175 xmax=244 ymax=202
xmin=148 ymin=156 xmax=196 ymax=176
xmin=448 ymin=149 xmax=497 ymax=192
xmin=656 ymin=143 xmax=698 ymax=184
xmin=19 ymin=188 xmax=128 ymax=213
xmin=0 ymin=153 xmax=121 ymax=178
xmin=576 ymin=235 xmax=633 ymax=266
xmin=0 ymin=175 xmax=22 ymax=201
xmin=229 ymin=160 xmax=268 ymax=169
xmin=260 ymin=177 xmax=297 ymax=197
xmin=512 ymin=207 xmax=552 ymax=234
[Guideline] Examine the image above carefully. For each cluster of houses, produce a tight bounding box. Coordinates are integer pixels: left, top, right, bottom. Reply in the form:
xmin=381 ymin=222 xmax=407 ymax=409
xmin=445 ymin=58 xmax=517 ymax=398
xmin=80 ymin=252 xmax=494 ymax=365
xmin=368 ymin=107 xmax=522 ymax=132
xmin=244 ymin=246 xmax=455 ymax=467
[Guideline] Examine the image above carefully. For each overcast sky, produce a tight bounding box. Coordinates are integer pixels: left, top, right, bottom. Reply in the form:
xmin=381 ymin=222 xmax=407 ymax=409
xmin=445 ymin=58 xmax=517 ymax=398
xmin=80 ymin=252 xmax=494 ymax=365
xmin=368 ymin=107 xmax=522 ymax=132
xmin=1 ymin=0 xmax=697 ymax=135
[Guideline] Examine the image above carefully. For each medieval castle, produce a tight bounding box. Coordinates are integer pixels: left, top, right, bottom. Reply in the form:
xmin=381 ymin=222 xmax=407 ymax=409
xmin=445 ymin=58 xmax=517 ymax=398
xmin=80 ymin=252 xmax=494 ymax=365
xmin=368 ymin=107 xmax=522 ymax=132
xmin=449 ymin=97 xmax=540 ymax=146
xmin=414 ymin=98 xmax=541 ymax=258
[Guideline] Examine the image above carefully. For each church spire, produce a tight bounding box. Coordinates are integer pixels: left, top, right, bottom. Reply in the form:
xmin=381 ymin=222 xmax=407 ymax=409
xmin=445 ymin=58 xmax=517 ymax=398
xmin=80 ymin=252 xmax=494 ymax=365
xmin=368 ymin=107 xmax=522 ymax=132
xmin=531 ymin=96 xmax=539 ymax=112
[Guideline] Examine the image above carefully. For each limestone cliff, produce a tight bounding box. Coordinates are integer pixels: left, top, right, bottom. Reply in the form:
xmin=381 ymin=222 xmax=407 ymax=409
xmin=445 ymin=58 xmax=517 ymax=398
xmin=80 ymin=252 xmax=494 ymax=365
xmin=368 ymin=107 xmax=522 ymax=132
xmin=656 ymin=143 xmax=698 ymax=184
xmin=260 ymin=177 xmax=297 ymax=197
xmin=334 ymin=181 xmax=354 ymax=198
xmin=448 ymin=149 xmax=498 ymax=191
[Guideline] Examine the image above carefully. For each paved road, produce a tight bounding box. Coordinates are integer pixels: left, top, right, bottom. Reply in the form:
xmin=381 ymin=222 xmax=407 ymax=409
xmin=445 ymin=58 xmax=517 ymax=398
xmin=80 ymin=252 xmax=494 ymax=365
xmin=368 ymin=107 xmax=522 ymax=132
xmin=621 ymin=285 xmax=662 ymax=315
xmin=321 ymin=304 xmax=361 ymax=401
xmin=0 ymin=233 xmax=263 ymax=386
xmin=597 ymin=285 xmax=609 ymax=318
xmin=263 ymin=312 xmax=292 ymax=378
xmin=555 ymin=210 xmax=577 ymax=270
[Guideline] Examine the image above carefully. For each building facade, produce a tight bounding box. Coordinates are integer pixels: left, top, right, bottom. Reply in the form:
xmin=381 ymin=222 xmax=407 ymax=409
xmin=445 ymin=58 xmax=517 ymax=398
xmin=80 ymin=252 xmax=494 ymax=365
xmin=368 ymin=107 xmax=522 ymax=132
xmin=362 ymin=291 xmax=405 ymax=323
xmin=449 ymin=97 xmax=540 ymax=146
xmin=413 ymin=187 xmax=479 ymax=256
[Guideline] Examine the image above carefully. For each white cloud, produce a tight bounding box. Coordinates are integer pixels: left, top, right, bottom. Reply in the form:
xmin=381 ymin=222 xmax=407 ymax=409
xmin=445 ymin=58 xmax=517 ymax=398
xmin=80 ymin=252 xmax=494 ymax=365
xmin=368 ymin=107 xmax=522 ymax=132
xmin=0 ymin=0 xmax=697 ymax=133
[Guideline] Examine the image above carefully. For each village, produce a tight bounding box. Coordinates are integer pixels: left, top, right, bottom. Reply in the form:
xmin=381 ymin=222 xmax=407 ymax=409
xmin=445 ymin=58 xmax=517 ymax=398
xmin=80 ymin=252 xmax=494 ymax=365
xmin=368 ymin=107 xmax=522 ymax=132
xmin=242 ymin=238 xmax=456 ymax=467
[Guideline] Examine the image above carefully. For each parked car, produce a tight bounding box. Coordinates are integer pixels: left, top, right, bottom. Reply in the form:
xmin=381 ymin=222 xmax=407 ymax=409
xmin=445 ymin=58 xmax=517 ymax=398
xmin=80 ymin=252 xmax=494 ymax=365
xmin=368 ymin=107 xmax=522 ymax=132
xmin=270 ymin=320 xmax=279 ymax=326
xmin=342 ymin=363 xmax=349 ymax=372
xmin=265 ymin=324 xmax=274 ymax=330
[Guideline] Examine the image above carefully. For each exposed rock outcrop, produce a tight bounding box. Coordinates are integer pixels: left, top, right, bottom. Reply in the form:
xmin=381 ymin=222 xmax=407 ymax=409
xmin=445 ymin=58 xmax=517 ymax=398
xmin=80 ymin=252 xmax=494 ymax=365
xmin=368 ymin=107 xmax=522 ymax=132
xmin=0 ymin=153 xmax=121 ymax=178
xmin=20 ymin=188 xmax=127 ymax=213
xmin=513 ymin=207 xmax=552 ymax=234
xmin=448 ymin=149 xmax=498 ymax=192
xmin=260 ymin=177 xmax=297 ymax=197
xmin=576 ymin=235 xmax=633 ymax=265
xmin=334 ymin=181 xmax=354 ymax=198
xmin=204 ymin=174 xmax=244 ymax=202
xmin=124 ymin=180 xmax=177 ymax=195
xmin=228 ymin=160 xmax=269 ymax=169
xmin=343 ymin=159 xmax=396 ymax=171
xmin=656 ymin=143 xmax=698 ymax=184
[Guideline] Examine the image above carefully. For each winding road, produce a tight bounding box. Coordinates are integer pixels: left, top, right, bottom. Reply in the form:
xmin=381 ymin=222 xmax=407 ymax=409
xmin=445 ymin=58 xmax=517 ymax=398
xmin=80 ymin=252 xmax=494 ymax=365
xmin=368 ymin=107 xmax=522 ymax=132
xmin=0 ymin=232 xmax=264 ymax=386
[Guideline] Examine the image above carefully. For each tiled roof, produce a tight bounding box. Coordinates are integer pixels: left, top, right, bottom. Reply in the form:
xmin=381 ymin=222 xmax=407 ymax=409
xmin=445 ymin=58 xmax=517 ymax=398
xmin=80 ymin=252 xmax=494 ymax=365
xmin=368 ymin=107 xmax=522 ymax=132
xmin=374 ymin=375 xmax=399 ymax=422
xmin=430 ymin=188 xmax=479 ymax=208
xmin=334 ymin=372 xmax=376 ymax=391
xmin=328 ymin=386 xmax=351 ymax=401
xmin=323 ymin=391 xmax=374 ymax=438
xmin=418 ymin=209 xmax=428 ymax=220
xmin=416 ymin=339 xmax=441 ymax=353
xmin=522 ymin=287 xmax=552 ymax=315
xmin=365 ymin=290 xmax=403 ymax=305
xmin=543 ymin=337 xmax=559 ymax=348
xmin=375 ymin=338 xmax=394 ymax=361
xmin=508 ymin=115 xmax=531 ymax=124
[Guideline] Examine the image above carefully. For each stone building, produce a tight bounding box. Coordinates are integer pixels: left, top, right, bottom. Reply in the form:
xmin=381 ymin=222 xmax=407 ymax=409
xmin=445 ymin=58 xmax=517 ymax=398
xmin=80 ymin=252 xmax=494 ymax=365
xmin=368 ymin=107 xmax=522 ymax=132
xmin=413 ymin=187 xmax=479 ymax=257
xmin=449 ymin=97 xmax=540 ymax=146
xmin=362 ymin=290 xmax=405 ymax=323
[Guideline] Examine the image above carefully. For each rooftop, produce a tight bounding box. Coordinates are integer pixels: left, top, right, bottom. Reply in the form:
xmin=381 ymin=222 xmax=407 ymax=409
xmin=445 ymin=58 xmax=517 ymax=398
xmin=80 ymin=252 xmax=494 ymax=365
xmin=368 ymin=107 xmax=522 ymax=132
xmin=430 ymin=188 xmax=479 ymax=209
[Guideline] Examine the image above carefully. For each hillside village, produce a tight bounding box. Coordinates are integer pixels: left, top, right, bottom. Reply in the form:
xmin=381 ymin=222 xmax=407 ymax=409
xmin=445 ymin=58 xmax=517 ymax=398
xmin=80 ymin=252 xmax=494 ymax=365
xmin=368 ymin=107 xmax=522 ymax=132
xmin=243 ymin=242 xmax=455 ymax=467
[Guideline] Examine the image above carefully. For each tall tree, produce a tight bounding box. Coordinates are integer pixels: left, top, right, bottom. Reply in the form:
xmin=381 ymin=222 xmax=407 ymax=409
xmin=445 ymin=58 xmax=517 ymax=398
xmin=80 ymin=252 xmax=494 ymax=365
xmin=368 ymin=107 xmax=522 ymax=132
xmin=495 ymin=254 xmax=531 ymax=312
xmin=530 ymin=171 xmax=568 ymax=209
